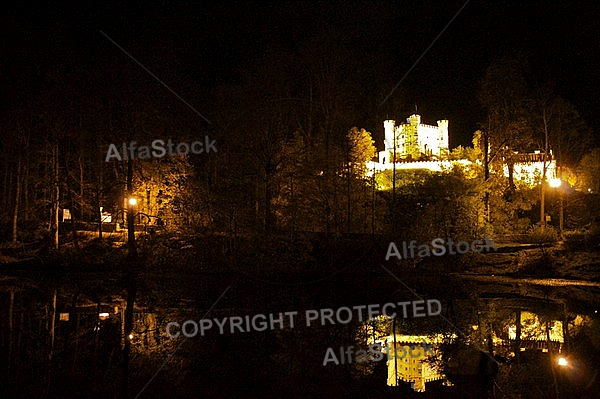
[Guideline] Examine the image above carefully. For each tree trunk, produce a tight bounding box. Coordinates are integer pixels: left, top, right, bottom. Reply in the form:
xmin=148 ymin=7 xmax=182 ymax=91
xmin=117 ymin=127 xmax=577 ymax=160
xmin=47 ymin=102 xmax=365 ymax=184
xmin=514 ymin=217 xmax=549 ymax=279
xmin=11 ymin=157 xmax=22 ymax=245
xmin=392 ymin=134 xmax=397 ymax=234
xmin=96 ymin=148 xmax=104 ymax=239
xmin=541 ymin=107 xmax=550 ymax=227
xmin=65 ymin=157 xmax=80 ymax=250
xmin=346 ymin=145 xmax=351 ymax=234
xmin=371 ymin=171 xmax=375 ymax=238
xmin=2 ymin=158 xmax=9 ymax=218
xmin=79 ymin=154 xmax=85 ymax=220
xmin=484 ymin=125 xmax=490 ymax=223
xmin=53 ymin=144 xmax=60 ymax=250
xmin=126 ymin=156 xmax=137 ymax=259
xmin=507 ymin=159 xmax=516 ymax=203
xmin=24 ymin=157 xmax=30 ymax=222
xmin=514 ymin=310 xmax=521 ymax=363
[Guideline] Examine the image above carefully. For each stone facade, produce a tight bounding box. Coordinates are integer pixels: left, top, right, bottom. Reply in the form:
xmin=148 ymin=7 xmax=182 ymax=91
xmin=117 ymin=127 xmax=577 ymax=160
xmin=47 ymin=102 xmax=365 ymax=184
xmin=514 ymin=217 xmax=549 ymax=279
xmin=379 ymin=114 xmax=449 ymax=163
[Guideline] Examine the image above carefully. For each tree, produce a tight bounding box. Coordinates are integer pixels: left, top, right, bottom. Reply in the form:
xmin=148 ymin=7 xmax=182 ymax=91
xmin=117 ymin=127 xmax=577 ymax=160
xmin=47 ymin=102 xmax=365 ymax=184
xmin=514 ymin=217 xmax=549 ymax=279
xmin=344 ymin=127 xmax=376 ymax=233
xmin=479 ymin=58 xmax=534 ymax=200
xmin=346 ymin=127 xmax=376 ymax=177
xmin=528 ymin=85 xmax=592 ymax=228
xmin=377 ymin=166 xmax=486 ymax=244
xmin=551 ymin=98 xmax=593 ymax=167
xmin=577 ymin=149 xmax=600 ymax=193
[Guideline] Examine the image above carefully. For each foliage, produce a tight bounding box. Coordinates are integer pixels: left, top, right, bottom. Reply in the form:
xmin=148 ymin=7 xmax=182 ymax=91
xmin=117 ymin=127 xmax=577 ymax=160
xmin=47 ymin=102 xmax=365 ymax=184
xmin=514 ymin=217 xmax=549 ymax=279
xmin=346 ymin=127 xmax=376 ymax=177
xmin=531 ymin=92 xmax=593 ymax=168
xmin=129 ymin=155 xmax=205 ymax=233
xmin=449 ymin=145 xmax=479 ymax=162
xmin=526 ymin=225 xmax=559 ymax=245
xmin=377 ymin=166 xmax=488 ymax=241
xmin=487 ymin=178 xmax=538 ymax=235
xmin=477 ymin=57 xmax=593 ymax=238
xmin=479 ymin=57 xmax=535 ymax=159
xmin=577 ymin=148 xmax=600 ymax=193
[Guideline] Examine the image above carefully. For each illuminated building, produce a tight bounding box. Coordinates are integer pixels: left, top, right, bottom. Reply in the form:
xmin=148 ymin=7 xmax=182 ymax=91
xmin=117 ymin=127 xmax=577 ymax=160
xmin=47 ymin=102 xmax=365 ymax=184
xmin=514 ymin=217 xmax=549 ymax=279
xmin=502 ymin=151 xmax=557 ymax=186
xmin=380 ymin=114 xmax=449 ymax=162
xmin=366 ymin=114 xmax=557 ymax=186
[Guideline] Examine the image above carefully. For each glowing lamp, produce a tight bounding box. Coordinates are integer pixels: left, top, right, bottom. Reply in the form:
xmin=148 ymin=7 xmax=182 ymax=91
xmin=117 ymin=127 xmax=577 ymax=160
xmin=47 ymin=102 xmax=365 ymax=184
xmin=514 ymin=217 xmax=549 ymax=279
xmin=557 ymin=357 xmax=568 ymax=367
xmin=549 ymin=178 xmax=562 ymax=188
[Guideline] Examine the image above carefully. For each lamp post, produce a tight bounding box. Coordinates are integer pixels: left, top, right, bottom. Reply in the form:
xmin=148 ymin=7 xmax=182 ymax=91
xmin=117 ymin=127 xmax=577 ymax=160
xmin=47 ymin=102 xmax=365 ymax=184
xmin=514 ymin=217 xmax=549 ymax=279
xmin=549 ymin=178 xmax=563 ymax=238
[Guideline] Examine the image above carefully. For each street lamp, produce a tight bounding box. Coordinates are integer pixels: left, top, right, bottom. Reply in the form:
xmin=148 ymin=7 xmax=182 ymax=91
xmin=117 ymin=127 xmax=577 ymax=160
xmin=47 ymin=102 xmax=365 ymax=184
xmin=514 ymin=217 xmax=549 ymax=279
xmin=557 ymin=357 xmax=568 ymax=367
xmin=127 ymin=197 xmax=139 ymax=225
xmin=549 ymin=178 xmax=562 ymax=188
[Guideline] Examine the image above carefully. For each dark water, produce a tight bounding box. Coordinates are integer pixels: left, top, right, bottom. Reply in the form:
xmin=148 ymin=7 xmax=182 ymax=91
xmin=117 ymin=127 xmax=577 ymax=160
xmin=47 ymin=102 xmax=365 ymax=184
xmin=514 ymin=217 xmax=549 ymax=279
xmin=1 ymin=263 xmax=599 ymax=399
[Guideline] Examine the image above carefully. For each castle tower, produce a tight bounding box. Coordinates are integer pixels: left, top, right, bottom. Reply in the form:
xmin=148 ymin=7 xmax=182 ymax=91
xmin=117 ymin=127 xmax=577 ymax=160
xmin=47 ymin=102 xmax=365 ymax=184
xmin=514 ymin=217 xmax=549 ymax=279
xmin=437 ymin=119 xmax=449 ymax=156
xmin=408 ymin=114 xmax=421 ymax=126
xmin=384 ymin=120 xmax=396 ymax=151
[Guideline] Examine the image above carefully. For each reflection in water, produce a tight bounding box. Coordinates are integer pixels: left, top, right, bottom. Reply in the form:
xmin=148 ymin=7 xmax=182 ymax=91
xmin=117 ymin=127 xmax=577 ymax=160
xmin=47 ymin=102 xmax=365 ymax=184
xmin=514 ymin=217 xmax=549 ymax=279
xmin=1 ymin=272 xmax=599 ymax=398
xmin=382 ymin=336 xmax=445 ymax=392
xmin=359 ymin=316 xmax=454 ymax=392
xmin=356 ymin=305 xmax=593 ymax=395
xmin=506 ymin=311 xmax=565 ymax=343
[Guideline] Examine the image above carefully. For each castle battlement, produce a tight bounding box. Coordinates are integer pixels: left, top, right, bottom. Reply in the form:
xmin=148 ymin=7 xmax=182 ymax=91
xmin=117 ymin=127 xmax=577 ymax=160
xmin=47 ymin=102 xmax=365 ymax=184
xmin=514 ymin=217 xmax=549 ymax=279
xmin=418 ymin=123 xmax=440 ymax=129
xmin=380 ymin=114 xmax=449 ymax=164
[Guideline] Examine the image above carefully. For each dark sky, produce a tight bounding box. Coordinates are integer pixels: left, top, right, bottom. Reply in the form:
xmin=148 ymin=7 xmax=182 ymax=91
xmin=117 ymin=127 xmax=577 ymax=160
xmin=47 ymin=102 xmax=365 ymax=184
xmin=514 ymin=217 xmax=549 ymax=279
xmin=3 ymin=1 xmax=599 ymax=148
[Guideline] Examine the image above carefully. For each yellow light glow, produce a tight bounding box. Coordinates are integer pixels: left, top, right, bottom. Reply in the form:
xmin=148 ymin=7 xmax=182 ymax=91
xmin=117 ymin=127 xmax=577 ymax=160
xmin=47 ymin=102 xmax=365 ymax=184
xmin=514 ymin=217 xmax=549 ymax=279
xmin=549 ymin=178 xmax=562 ymax=188
xmin=129 ymin=333 xmax=134 ymax=340
xmin=507 ymin=312 xmax=564 ymax=342
xmin=557 ymin=357 xmax=568 ymax=367
xmin=128 ymin=198 xmax=137 ymax=206
xmin=99 ymin=312 xmax=110 ymax=320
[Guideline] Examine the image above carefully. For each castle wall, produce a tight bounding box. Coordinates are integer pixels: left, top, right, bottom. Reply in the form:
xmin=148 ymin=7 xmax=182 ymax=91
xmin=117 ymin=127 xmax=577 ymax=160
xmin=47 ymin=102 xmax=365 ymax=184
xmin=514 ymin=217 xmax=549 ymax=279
xmin=383 ymin=115 xmax=448 ymax=160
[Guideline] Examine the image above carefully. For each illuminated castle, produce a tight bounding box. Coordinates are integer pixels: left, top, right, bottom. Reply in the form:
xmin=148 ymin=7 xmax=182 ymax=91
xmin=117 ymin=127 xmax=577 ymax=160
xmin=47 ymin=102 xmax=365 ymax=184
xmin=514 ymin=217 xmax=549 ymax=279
xmin=379 ymin=114 xmax=449 ymax=163
xmin=367 ymin=114 xmax=463 ymax=176
xmin=366 ymin=114 xmax=557 ymax=187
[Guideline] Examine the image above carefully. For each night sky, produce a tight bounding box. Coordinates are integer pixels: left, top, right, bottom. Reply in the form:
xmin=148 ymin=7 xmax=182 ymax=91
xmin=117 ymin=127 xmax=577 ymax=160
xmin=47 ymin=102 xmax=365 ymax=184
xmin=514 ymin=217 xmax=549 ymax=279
xmin=3 ymin=1 xmax=599 ymax=148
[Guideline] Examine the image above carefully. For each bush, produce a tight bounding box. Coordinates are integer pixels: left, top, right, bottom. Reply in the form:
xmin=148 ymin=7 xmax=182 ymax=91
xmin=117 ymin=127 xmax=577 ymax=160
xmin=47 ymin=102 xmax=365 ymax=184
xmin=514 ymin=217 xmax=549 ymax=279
xmin=586 ymin=222 xmax=600 ymax=247
xmin=525 ymin=226 xmax=559 ymax=245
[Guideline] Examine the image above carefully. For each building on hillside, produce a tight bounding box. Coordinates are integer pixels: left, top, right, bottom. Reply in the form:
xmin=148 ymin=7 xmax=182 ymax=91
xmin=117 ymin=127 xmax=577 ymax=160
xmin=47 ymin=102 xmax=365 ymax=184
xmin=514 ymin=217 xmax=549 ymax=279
xmin=503 ymin=151 xmax=557 ymax=186
xmin=366 ymin=113 xmax=557 ymax=187
xmin=379 ymin=114 xmax=449 ymax=163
